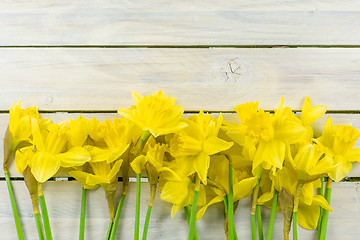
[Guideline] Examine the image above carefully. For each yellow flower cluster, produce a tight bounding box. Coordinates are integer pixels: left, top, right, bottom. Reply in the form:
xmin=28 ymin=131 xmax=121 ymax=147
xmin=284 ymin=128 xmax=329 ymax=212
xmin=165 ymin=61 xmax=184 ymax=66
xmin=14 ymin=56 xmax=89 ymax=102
xmin=5 ymin=92 xmax=360 ymax=240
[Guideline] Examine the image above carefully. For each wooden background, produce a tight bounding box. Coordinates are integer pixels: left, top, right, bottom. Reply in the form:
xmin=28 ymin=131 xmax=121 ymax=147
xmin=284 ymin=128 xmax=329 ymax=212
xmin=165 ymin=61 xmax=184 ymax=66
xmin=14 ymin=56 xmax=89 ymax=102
xmin=1 ymin=1 xmax=360 ymax=239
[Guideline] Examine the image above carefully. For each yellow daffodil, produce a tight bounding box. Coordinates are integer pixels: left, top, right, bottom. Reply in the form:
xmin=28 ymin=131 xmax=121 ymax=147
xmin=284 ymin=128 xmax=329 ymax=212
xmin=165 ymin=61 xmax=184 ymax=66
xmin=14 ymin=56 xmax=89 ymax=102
xmin=317 ymin=116 xmax=360 ymax=182
xmin=70 ymin=160 xmax=123 ymax=222
xmin=301 ymin=96 xmax=327 ymax=127
xmin=17 ymin=119 xmax=91 ymax=183
xmin=159 ymin=166 xmax=206 ymax=218
xmin=69 ymin=116 xmax=90 ymax=147
xmin=224 ymin=98 xmax=307 ymax=175
xmin=4 ymin=101 xmax=50 ymax=172
xmin=196 ymin=155 xmax=257 ymax=220
xmin=131 ymin=141 xmax=168 ymax=183
xmin=170 ymin=110 xmax=233 ymax=184
xmin=9 ymin=100 xmax=39 ymax=147
xmin=272 ymin=168 xmax=331 ymax=231
xmin=118 ymin=90 xmax=187 ymax=137
xmin=287 ymin=141 xmax=334 ymax=182
xmin=85 ymin=118 xmax=133 ymax=163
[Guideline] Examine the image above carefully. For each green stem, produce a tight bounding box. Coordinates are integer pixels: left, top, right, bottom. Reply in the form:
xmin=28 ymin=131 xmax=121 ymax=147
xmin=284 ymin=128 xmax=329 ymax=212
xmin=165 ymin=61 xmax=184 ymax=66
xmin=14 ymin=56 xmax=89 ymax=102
xmin=223 ymin=195 xmax=228 ymax=216
xmin=320 ymin=179 xmax=332 ymax=240
xmin=293 ymin=211 xmax=298 ymax=240
xmin=292 ymin=182 xmax=304 ymax=240
xmin=34 ymin=213 xmax=44 ymax=240
xmin=185 ymin=206 xmax=199 ymax=240
xmin=317 ymin=177 xmax=324 ymax=240
xmin=110 ymin=193 xmax=127 ymax=240
xmin=135 ymin=174 xmax=141 ymax=240
xmin=39 ymin=194 xmax=52 ymax=240
xmin=251 ymin=168 xmax=263 ymax=240
xmin=188 ymin=176 xmax=200 ymax=240
xmin=79 ymin=188 xmax=87 ymax=240
xmin=106 ymin=221 xmax=114 ymax=240
xmin=266 ymin=190 xmax=278 ymax=240
xmin=4 ymin=172 xmax=24 ymax=240
xmin=142 ymin=205 xmax=152 ymax=240
xmin=256 ymin=205 xmax=264 ymax=240
xmin=251 ymin=213 xmax=257 ymax=240
xmin=228 ymin=162 xmax=235 ymax=240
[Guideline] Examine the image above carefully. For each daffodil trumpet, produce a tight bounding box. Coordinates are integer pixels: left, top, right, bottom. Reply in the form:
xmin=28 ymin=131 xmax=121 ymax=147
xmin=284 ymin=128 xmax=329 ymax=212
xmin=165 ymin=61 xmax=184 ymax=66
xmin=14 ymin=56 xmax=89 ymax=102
xmin=38 ymin=183 xmax=53 ymax=240
xmin=79 ymin=187 xmax=87 ymax=240
xmin=319 ymin=179 xmax=332 ymax=240
xmin=265 ymin=190 xmax=278 ymax=240
xmin=188 ymin=175 xmax=201 ymax=240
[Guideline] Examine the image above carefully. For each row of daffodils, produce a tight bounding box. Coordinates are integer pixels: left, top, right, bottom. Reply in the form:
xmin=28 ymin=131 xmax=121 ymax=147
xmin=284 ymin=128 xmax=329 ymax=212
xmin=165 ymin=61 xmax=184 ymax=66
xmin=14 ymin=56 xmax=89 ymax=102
xmin=4 ymin=91 xmax=360 ymax=240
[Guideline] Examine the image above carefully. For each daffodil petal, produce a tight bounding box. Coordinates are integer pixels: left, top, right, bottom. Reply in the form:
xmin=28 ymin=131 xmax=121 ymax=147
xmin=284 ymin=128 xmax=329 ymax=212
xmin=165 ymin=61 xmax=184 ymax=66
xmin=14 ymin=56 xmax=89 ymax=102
xmin=170 ymin=204 xmax=184 ymax=218
xmin=15 ymin=147 xmax=33 ymax=174
xmin=328 ymin=155 xmax=352 ymax=182
xmin=107 ymin=144 xmax=130 ymax=163
xmin=160 ymin=181 xmax=188 ymax=205
xmin=31 ymin=152 xmax=60 ymax=183
xmin=233 ymin=176 xmax=258 ymax=201
xmin=313 ymin=195 xmax=333 ymax=212
xmin=69 ymin=171 xmax=99 ymax=189
xmin=298 ymin=202 xmax=320 ymax=230
xmin=301 ymin=96 xmax=327 ymax=126
xmin=300 ymin=183 xmax=314 ymax=206
xmin=31 ymin=118 xmax=46 ymax=152
xmin=196 ymin=195 xmax=223 ymax=221
xmin=86 ymin=146 xmax=112 ymax=163
xmin=107 ymin=160 xmax=123 ymax=181
xmin=203 ymin=136 xmax=233 ymax=156
xmin=130 ymin=155 xmax=147 ymax=174
xmin=275 ymin=121 xmax=307 ymax=144
xmin=58 ymin=147 xmax=91 ymax=168
xmin=86 ymin=174 xmax=109 ymax=186
xmin=193 ymin=152 xmax=210 ymax=185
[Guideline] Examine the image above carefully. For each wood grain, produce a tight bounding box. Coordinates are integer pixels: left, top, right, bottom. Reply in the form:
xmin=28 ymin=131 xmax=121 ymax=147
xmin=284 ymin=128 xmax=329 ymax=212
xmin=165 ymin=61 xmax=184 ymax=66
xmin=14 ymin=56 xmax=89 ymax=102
xmin=0 ymin=181 xmax=359 ymax=240
xmin=0 ymin=1 xmax=359 ymax=46
xmin=0 ymin=48 xmax=360 ymax=111
xmin=1 ymin=112 xmax=360 ymax=178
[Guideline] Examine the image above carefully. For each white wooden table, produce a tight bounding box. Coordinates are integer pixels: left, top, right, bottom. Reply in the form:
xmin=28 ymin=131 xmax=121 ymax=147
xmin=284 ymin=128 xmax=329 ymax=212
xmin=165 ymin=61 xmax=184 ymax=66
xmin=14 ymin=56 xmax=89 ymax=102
xmin=0 ymin=1 xmax=360 ymax=239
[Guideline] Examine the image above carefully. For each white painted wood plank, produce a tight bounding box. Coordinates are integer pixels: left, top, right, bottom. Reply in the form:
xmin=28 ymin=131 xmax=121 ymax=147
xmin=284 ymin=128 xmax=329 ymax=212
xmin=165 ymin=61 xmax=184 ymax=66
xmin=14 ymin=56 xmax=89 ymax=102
xmin=0 ymin=181 xmax=359 ymax=239
xmin=1 ymin=113 xmax=360 ymax=178
xmin=0 ymin=1 xmax=359 ymax=45
xmin=0 ymin=48 xmax=360 ymax=111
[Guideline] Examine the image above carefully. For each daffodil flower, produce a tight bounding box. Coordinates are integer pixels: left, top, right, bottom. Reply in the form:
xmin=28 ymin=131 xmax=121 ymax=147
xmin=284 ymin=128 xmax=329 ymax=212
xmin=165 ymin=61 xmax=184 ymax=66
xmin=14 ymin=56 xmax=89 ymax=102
xmin=159 ymin=166 xmax=206 ymax=218
xmin=118 ymin=90 xmax=187 ymax=137
xmin=170 ymin=110 xmax=233 ymax=184
xmin=85 ymin=118 xmax=132 ymax=163
xmin=5 ymin=100 xmax=50 ymax=172
xmin=195 ymin=155 xmax=257 ymax=221
xmin=287 ymin=141 xmax=335 ymax=183
xmin=70 ymin=160 xmax=123 ymax=222
xmin=18 ymin=119 xmax=91 ymax=183
xmin=223 ymin=98 xmax=307 ymax=174
xmin=317 ymin=116 xmax=360 ymax=182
